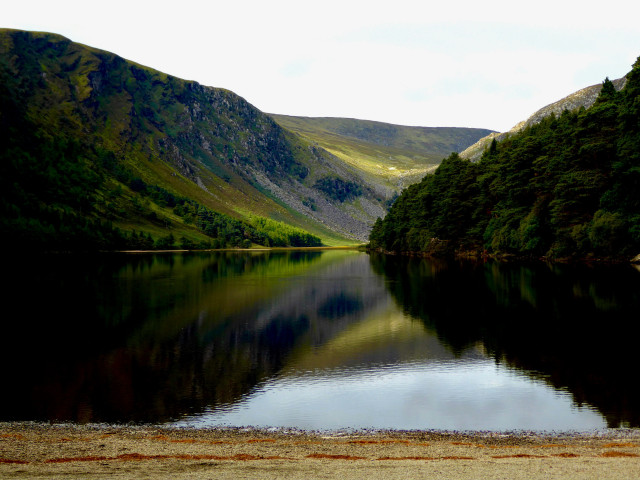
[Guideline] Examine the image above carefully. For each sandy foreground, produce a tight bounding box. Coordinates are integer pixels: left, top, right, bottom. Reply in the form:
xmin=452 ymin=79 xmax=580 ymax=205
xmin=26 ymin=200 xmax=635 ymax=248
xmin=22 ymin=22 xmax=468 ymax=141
xmin=1 ymin=424 xmax=640 ymax=479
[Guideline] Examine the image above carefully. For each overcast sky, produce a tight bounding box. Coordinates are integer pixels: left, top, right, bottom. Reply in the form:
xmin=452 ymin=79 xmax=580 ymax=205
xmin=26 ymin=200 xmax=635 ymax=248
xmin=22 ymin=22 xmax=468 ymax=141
xmin=5 ymin=0 xmax=640 ymax=132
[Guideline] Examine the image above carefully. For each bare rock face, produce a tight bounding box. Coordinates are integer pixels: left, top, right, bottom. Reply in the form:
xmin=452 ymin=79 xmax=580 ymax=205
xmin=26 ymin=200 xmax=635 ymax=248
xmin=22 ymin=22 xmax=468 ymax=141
xmin=460 ymin=77 xmax=628 ymax=162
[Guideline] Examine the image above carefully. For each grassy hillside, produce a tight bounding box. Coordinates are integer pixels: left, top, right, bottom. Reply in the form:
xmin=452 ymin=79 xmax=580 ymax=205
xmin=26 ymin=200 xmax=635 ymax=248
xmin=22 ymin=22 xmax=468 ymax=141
xmin=271 ymin=114 xmax=494 ymax=193
xmin=0 ymin=29 xmax=399 ymax=248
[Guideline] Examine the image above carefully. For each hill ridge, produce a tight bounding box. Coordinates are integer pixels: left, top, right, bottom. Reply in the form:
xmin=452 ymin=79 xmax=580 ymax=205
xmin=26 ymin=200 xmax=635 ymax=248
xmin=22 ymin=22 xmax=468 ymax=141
xmin=460 ymin=77 xmax=628 ymax=161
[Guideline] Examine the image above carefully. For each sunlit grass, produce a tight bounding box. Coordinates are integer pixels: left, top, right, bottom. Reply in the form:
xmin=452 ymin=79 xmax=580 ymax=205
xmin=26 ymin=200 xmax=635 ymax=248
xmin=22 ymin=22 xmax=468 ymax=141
xmin=270 ymin=115 xmax=487 ymax=192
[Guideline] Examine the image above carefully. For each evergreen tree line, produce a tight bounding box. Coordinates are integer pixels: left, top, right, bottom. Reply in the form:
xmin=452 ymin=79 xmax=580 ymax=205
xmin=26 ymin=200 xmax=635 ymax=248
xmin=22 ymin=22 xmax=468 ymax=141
xmin=370 ymin=58 xmax=640 ymax=260
xmin=128 ymin=177 xmax=322 ymax=248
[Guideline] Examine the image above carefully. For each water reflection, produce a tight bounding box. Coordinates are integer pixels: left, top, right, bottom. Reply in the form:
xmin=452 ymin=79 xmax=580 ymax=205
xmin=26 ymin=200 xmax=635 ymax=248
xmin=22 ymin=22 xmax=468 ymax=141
xmin=1 ymin=250 xmax=385 ymax=423
xmin=2 ymin=251 xmax=639 ymax=429
xmin=369 ymin=253 xmax=640 ymax=428
xmin=188 ymin=360 xmax=603 ymax=431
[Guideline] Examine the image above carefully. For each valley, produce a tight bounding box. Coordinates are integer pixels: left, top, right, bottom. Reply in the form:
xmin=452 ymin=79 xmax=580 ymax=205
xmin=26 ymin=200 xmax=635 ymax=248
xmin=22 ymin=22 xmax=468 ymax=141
xmin=0 ymin=29 xmax=492 ymax=249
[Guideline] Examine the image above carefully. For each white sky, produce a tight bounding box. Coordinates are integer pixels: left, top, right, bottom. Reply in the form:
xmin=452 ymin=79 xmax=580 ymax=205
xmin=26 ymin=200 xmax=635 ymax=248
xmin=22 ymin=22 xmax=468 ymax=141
xmin=4 ymin=0 xmax=640 ymax=132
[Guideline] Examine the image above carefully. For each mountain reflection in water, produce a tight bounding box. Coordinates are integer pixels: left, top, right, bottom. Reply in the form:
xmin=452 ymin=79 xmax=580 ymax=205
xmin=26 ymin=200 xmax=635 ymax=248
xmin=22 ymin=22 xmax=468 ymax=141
xmin=1 ymin=250 xmax=639 ymax=429
xmin=2 ymin=250 xmax=388 ymax=423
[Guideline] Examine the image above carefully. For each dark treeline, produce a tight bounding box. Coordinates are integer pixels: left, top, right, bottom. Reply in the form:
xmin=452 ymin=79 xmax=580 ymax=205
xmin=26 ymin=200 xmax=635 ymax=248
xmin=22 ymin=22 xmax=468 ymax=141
xmin=313 ymin=175 xmax=363 ymax=202
xmin=128 ymin=177 xmax=321 ymax=249
xmin=370 ymin=57 xmax=640 ymax=260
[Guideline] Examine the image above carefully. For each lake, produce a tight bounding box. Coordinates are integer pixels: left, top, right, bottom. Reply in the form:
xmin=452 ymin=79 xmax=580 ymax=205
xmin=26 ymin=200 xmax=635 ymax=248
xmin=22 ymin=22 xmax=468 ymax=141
xmin=2 ymin=250 xmax=639 ymax=431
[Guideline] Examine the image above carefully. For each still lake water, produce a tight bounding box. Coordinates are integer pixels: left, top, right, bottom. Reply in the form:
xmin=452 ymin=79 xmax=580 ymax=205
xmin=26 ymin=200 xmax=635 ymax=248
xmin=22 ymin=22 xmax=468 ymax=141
xmin=2 ymin=250 xmax=640 ymax=431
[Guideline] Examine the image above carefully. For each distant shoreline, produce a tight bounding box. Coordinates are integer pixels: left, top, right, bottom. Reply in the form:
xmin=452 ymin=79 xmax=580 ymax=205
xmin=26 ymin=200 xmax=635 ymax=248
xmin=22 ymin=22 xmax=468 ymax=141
xmin=117 ymin=245 xmax=365 ymax=253
xmin=366 ymin=246 xmax=640 ymax=265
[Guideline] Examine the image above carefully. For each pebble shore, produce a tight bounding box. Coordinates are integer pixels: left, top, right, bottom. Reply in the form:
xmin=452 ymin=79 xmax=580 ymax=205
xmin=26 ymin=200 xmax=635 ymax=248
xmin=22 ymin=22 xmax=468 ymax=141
xmin=1 ymin=423 xmax=639 ymax=479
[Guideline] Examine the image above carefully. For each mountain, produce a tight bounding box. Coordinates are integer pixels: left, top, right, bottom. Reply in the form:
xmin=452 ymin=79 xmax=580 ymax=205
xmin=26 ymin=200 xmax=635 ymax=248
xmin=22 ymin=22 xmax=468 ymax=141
xmin=370 ymin=59 xmax=640 ymax=261
xmin=460 ymin=77 xmax=628 ymax=161
xmin=270 ymin=114 xmax=494 ymax=194
xmin=0 ymin=29 xmax=493 ymax=250
xmin=0 ymin=29 xmax=496 ymax=250
xmin=0 ymin=31 xmax=357 ymax=248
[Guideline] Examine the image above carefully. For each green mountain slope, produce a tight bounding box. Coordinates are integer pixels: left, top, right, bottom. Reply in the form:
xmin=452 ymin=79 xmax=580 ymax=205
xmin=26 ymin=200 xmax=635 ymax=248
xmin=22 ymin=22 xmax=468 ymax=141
xmin=0 ymin=29 xmax=402 ymax=248
xmin=370 ymin=59 xmax=640 ymax=261
xmin=271 ymin=114 xmax=494 ymax=194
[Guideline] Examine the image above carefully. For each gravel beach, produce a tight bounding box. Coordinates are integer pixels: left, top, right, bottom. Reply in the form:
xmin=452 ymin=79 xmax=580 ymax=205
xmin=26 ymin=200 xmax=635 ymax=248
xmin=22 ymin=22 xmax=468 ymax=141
xmin=1 ymin=424 xmax=639 ymax=479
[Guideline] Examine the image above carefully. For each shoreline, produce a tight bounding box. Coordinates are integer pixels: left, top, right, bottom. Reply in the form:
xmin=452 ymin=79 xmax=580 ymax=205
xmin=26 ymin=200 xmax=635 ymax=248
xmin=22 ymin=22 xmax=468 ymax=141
xmin=2 ymin=423 xmax=639 ymax=479
xmin=119 ymin=245 xmax=364 ymax=253
xmin=366 ymin=246 xmax=640 ymax=265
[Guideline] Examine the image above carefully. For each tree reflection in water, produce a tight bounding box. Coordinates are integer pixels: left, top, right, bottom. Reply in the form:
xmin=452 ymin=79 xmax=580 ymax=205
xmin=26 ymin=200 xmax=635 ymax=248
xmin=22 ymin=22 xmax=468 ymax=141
xmin=369 ymin=253 xmax=640 ymax=428
xmin=2 ymin=250 xmax=639 ymax=428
